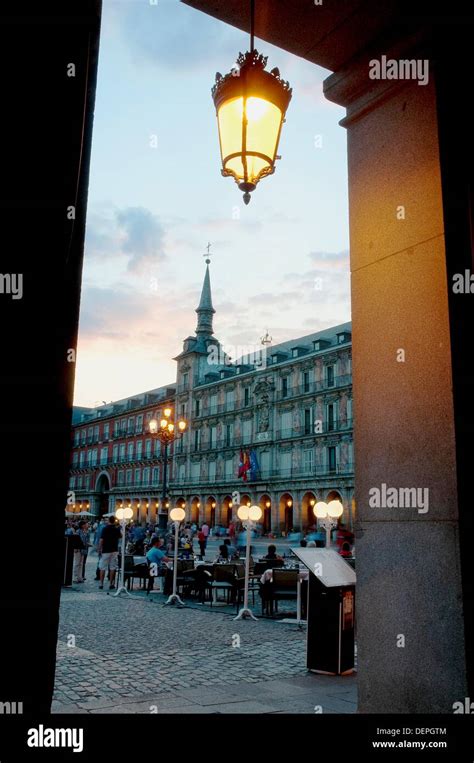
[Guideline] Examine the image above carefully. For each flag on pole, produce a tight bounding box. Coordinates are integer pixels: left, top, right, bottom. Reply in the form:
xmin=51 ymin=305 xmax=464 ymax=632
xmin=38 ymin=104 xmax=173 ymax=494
xmin=249 ymin=449 xmax=260 ymax=481
xmin=238 ymin=450 xmax=251 ymax=481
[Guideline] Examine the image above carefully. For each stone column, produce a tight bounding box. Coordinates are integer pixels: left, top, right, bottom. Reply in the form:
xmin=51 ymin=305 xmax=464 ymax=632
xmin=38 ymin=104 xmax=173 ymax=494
xmin=324 ymin=42 xmax=467 ymax=712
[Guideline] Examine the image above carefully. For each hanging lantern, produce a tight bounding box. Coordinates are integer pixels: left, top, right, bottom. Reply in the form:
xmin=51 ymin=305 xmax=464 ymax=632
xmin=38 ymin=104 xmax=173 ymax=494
xmin=211 ymin=1 xmax=292 ymax=204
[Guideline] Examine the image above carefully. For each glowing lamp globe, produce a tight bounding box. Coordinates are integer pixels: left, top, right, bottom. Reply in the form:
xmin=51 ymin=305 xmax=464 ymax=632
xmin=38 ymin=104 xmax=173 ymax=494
xmin=314 ymin=501 xmax=328 ymax=519
xmin=170 ymin=507 xmax=185 ymax=522
xmin=328 ymin=500 xmax=344 ymax=518
xmin=212 ymin=50 xmax=292 ymax=205
xmin=149 ymin=419 xmax=158 ymax=434
xmin=249 ymin=505 xmax=262 ymax=521
xmin=237 ymin=505 xmax=249 ymax=521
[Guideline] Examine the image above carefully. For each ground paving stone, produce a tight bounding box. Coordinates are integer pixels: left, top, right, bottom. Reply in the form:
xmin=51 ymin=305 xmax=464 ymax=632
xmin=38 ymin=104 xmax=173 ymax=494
xmin=53 ymin=555 xmax=357 ymax=714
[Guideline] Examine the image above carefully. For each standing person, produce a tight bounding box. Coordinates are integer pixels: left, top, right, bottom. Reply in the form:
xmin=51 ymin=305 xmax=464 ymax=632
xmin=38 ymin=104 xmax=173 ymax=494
xmin=98 ymin=516 xmax=121 ymax=591
xmin=72 ymin=524 xmax=87 ymax=583
xmin=93 ymin=518 xmax=106 ymax=580
xmin=197 ymin=527 xmax=207 ymax=560
xmin=201 ymin=521 xmax=210 ymax=540
xmin=78 ymin=520 xmax=90 ymax=581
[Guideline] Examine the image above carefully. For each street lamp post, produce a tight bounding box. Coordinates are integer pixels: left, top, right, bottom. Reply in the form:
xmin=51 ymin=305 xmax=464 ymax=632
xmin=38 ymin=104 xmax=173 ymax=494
xmin=313 ymin=500 xmax=344 ymax=548
xmin=234 ymin=504 xmax=262 ymax=620
xmin=164 ymin=507 xmax=187 ymax=607
xmin=112 ymin=506 xmax=134 ymax=598
xmin=149 ymin=408 xmax=186 ymax=532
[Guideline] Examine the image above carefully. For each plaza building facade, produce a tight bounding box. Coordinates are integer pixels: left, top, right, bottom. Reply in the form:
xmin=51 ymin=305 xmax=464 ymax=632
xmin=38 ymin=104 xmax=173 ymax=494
xmin=69 ymin=264 xmax=354 ymax=534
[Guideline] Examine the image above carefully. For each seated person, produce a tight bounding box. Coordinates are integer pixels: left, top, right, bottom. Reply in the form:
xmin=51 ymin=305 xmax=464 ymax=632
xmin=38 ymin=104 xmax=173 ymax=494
xmin=262 ymin=544 xmax=283 ymax=561
xmin=214 ymin=543 xmax=229 ymax=562
xmin=223 ymin=538 xmax=237 ymax=558
xmin=146 ymin=538 xmax=171 ymax=575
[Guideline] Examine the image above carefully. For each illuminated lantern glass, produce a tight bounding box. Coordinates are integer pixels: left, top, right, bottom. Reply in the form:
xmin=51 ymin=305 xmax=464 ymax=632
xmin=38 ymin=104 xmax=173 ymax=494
xmin=327 ymin=500 xmax=344 ymax=518
xmin=237 ymin=505 xmax=249 ymax=521
xmin=170 ymin=507 xmax=186 ymax=522
xmin=149 ymin=419 xmax=158 ymax=434
xmin=314 ymin=501 xmax=328 ymax=519
xmin=212 ymin=51 xmax=292 ymax=205
xmin=249 ymin=505 xmax=262 ymax=521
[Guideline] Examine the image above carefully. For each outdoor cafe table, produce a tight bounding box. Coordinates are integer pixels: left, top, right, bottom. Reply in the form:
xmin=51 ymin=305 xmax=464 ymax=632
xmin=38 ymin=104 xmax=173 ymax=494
xmin=260 ymin=567 xmax=309 ymax=623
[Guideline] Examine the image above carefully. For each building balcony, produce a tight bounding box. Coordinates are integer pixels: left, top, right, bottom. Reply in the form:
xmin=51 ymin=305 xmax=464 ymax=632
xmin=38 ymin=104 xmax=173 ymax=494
xmin=172 ymin=462 xmax=354 ymax=486
xmin=276 ymin=374 xmax=352 ymax=401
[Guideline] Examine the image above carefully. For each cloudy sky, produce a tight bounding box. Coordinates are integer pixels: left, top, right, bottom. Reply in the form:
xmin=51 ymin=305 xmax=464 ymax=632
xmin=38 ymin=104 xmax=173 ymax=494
xmin=74 ymin=0 xmax=350 ymax=407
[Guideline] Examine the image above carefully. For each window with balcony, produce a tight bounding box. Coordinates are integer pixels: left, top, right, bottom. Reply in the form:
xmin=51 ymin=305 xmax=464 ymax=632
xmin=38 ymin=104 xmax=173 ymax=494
xmin=135 ymin=414 xmax=143 ymax=434
xmin=100 ymin=447 xmax=108 ymax=465
xmin=194 ymin=429 xmax=200 ymax=451
xmin=209 ymin=460 xmax=216 ymax=481
xmin=303 ymin=370 xmax=310 ymax=393
xmin=84 ymin=475 xmax=90 ymax=489
xmin=77 ymin=476 xmax=83 ymax=488
xmin=72 ymin=452 xmax=79 ymax=466
xmin=93 ymin=425 xmax=99 ymax=442
xmin=127 ymin=442 xmax=134 ymax=460
xmin=118 ymin=470 xmax=125 ymax=486
xmin=114 ymin=421 xmax=120 ymax=438
xmin=69 ymin=476 xmax=76 ymax=488
xmin=304 ymin=408 xmax=313 ymax=435
xmin=260 ymin=450 xmax=270 ymax=477
xmin=326 ymin=365 xmax=335 ymax=387
xmin=113 ymin=444 xmax=119 ymax=462
xmin=303 ymin=448 xmax=314 ymax=474
xmin=225 ymin=389 xmax=234 ymax=411
xmin=136 ymin=440 xmax=143 ymax=459
xmin=119 ymin=444 xmax=126 ymax=462
xmin=182 ymin=372 xmax=188 ymax=389
xmin=327 ymin=403 xmax=336 ymax=432
xmin=242 ymin=419 xmax=252 ymax=444
xmin=225 ymin=424 xmax=232 ymax=447
xmin=126 ymin=469 xmax=133 ymax=485
xmin=243 ymin=387 xmax=250 ymax=406
xmin=195 ymin=399 xmax=200 ymax=417
xmin=327 ymin=446 xmax=337 ymax=472
xmin=154 ymin=439 xmax=160 ymax=456
xmin=87 ymin=450 xmax=92 ymax=466
xmin=280 ymin=411 xmax=292 ymax=438
xmin=210 ymin=426 xmax=217 ymax=449
xmin=225 ymin=456 xmax=234 ymax=478
xmin=127 ymin=417 xmax=135 ymax=434
xmin=191 ymin=461 xmax=200 ymax=482
xmin=79 ymin=452 xmax=85 ymax=467
xmin=281 ymin=377 xmax=288 ymax=398
xmin=91 ymin=450 xmax=98 ymax=466
xmin=152 ymin=466 xmax=159 ymax=484
xmin=81 ymin=429 xmax=86 ymax=445
xmin=103 ymin=423 xmax=110 ymax=441
xmin=73 ymin=431 xmax=80 ymax=447
xmin=143 ymin=467 xmax=150 ymax=485
xmin=145 ymin=439 xmax=152 ymax=458
xmin=88 ymin=427 xmax=93 ymax=443
xmin=134 ymin=468 xmax=141 ymax=485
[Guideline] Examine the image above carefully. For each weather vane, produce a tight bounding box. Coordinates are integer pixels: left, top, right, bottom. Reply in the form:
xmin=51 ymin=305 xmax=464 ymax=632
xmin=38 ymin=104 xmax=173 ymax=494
xmin=261 ymin=329 xmax=273 ymax=346
xmin=203 ymin=242 xmax=212 ymax=264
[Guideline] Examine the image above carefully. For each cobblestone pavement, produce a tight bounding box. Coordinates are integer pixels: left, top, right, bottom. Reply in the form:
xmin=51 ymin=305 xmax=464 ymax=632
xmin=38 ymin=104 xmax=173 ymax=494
xmin=53 ymin=555 xmax=357 ymax=714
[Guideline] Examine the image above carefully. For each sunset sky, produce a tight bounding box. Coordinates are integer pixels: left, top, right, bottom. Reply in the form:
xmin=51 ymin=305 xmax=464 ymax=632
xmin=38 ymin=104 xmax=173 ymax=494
xmin=74 ymin=0 xmax=350 ymax=407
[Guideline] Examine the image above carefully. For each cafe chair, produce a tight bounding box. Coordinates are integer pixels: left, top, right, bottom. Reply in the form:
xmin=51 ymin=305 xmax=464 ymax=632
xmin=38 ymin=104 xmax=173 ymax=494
xmin=209 ymin=564 xmax=236 ymax=606
xmin=271 ymin=569 xmax=299 ymax=614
